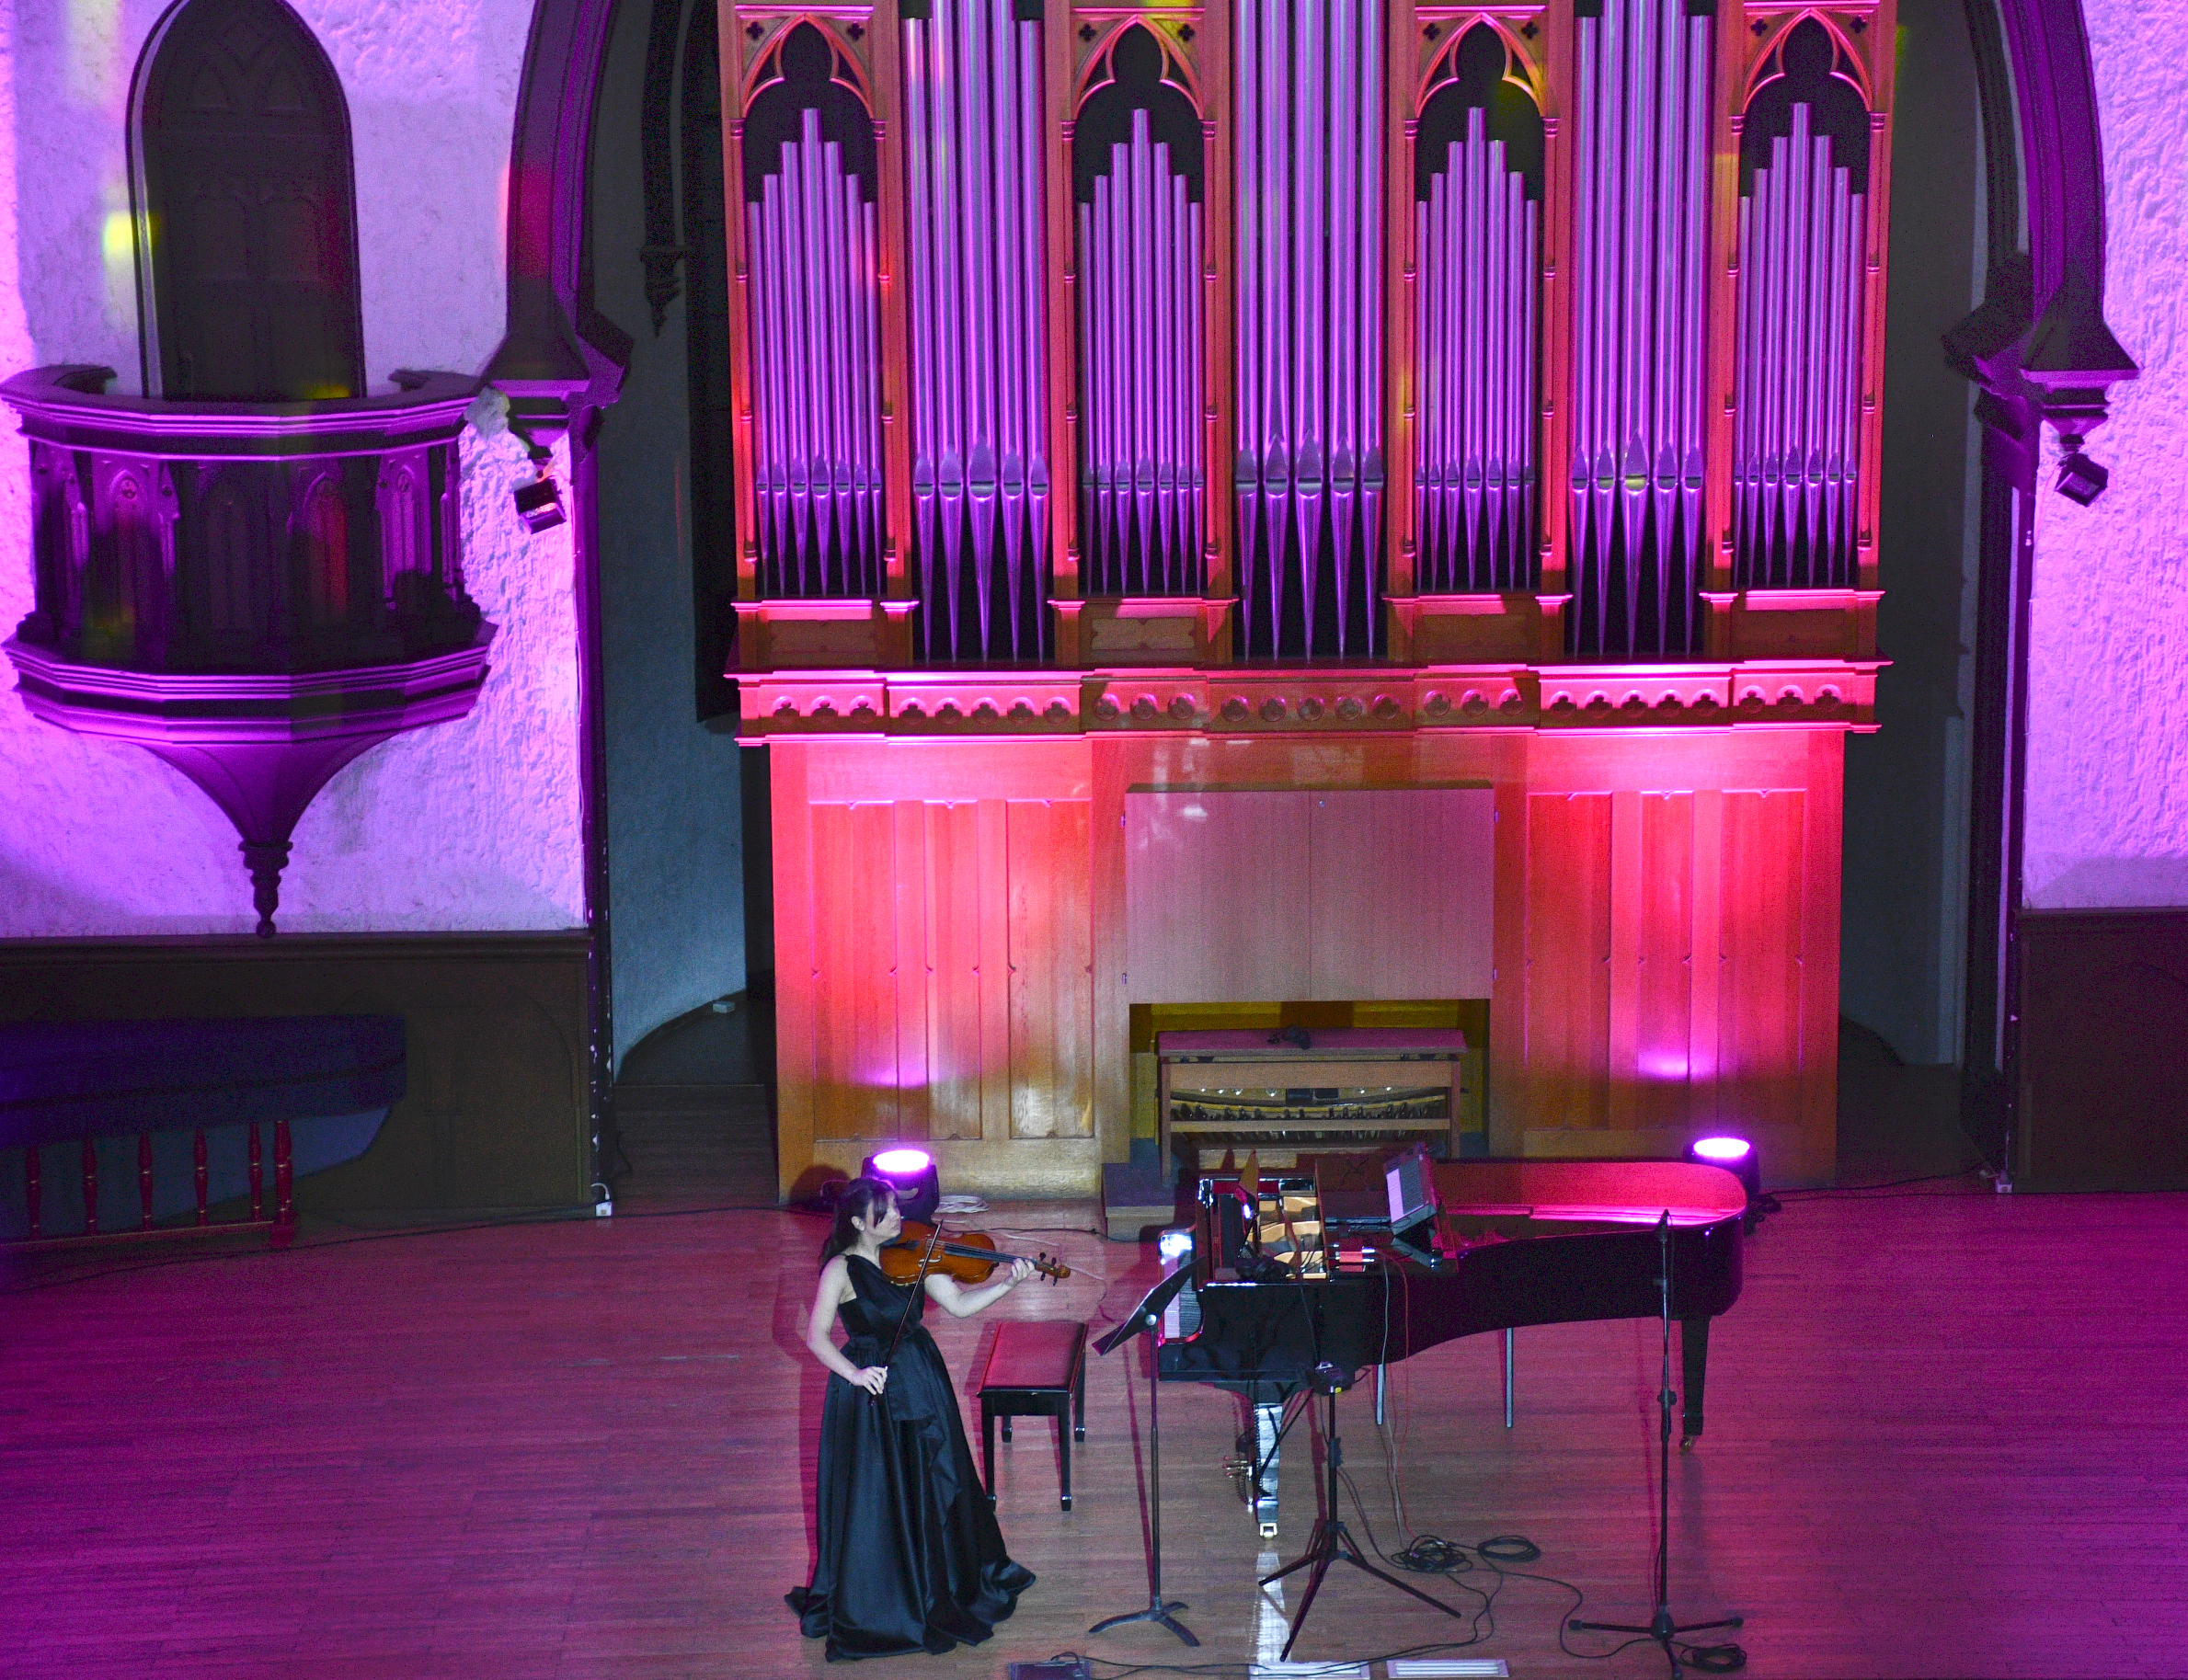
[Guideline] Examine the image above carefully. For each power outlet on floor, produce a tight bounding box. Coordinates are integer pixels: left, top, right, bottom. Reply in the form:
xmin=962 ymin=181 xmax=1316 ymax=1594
xmin=1006 ymin=1662 xmax=1091 ymax=1680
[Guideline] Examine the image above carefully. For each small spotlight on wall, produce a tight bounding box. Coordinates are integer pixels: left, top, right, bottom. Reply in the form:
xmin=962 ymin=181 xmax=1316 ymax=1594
xmin=1688 ymin=1134 xmax=1769 ymax=1229
xmin=862 ymin=1147 xmax=941 ymax=1223
xmin=513 ymin=471 xmax=567 ymax=533
xmin=2056 ymin=443 xmax=2110 ymax=506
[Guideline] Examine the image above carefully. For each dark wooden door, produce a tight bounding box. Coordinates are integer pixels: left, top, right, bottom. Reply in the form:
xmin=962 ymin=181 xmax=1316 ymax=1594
xmin=141 ymin=0 xmax=365 ymax=401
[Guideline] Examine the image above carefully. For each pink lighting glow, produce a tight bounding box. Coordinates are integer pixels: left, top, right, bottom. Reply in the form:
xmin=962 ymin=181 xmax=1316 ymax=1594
xmin=868 ymin=1149 xmax=934 ymax=1175
xmin=1690 ymin=1137 xmax=1754 ymax=1163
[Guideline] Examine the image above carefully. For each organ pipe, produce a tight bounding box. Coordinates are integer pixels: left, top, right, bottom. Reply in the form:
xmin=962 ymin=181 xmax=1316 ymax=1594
xmin=746 ymin=106 xmax=886 ymax=599
xmin=1078 ymin=108 xmax=1206 ymax=597
xmin=719 ymin=0 xmax=1894 ymax=671
xmin=903 ymin=0 xmax=1051 ymax=661
xmin=1235 ymin=0 xmax=1384 ymax=659
xmin=1416 ymin=107 xmax=1539 ymax=594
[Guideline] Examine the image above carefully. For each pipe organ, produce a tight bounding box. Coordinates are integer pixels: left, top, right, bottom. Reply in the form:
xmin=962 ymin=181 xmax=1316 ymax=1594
xmin=720 ymin=0 xmax=1895 ymax=1201
xmin=1076 ymin=58 xmax=1207 ymax=600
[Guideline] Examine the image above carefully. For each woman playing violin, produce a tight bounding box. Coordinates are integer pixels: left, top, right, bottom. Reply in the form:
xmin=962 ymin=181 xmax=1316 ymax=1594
xmin=787 ymin=1176 xmax=1037 ymax=1661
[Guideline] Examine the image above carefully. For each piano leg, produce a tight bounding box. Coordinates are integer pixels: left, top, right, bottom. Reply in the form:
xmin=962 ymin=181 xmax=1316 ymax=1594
xmin=1679 ymin=1315 xmax=1710 ymax=1447
xmin=1253 ymin=1400 xmax=1282 ymax=1537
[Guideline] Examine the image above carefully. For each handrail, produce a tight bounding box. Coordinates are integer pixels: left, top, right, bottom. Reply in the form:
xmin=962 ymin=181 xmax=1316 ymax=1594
xmin=2 ymin=365 xmax=482 ymax=455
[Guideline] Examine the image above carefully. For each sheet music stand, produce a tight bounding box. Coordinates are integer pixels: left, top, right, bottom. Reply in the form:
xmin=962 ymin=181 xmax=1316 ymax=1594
xmin=1089 ymin=1264 xmax=1198 ymax=1647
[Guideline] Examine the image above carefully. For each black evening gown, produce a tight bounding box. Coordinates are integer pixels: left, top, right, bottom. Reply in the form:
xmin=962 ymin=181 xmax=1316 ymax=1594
xmin=788 ymin=1254 xmax=1035 ymax=1660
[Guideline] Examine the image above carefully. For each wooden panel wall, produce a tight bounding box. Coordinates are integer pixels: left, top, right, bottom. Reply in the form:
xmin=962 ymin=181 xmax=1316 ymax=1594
xmin=1007 ymin=799 xmax=1094 ymax=1140
xmin=2018 ymin=909 xmax=2188 ymax=1190
xmin=773 ymin=729 xmax=1844 ymax=1196
xmin=1123 ymin=789 xmax=1494 ymax=1004
xmin=0 ymin=934 xmax=593 ymax=1216
xmin=1523 ymin=791 xmax=1613 ymax=1125
xmin=1121 ymin=792 xmax=1313 ymax=1001
xmin=1307 ymin=791 xmax=1495 ymax=1000
xmin=1512 ymin=733 xmax=1841 ymax=1183
xmin=774 ymin=742 xmax=1098 ymax=1196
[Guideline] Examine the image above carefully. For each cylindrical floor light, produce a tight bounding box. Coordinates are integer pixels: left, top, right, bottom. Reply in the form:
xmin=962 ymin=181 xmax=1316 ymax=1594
xmin=1688 ymin=1135 xmax=1764 ymax=1229
xmin=861 ymin=1148 xmax=941 ymax=1224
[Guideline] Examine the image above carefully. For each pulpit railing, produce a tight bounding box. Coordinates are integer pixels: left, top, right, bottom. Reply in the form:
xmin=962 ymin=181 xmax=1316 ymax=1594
xmin=9 ymin=365 xmax=482 ymax=674
xmin=1 ymin=367 xmax=498 ymax=934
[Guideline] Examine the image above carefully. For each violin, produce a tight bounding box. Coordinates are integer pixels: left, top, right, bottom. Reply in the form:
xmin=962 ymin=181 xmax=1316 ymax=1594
xmin=879 ymin=1219 xmax=1071 ymax=1286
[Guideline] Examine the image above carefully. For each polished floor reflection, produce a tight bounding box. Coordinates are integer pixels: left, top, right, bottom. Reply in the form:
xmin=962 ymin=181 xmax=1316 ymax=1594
xmin=9 ymin=1160 xmax=2188 ymax=1677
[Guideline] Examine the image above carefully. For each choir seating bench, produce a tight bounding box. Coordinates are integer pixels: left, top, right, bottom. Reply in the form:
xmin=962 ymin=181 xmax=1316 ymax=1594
xmin=0 ymin=1015 xmax=405 ymax=1248
xmin=976 ymin=1319 xmax=1087 ymax=1511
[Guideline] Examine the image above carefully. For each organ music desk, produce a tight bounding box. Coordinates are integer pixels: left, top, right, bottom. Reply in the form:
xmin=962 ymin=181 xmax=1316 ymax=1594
xmin=1156 ymin=1153 xmax=1747 ymax=1534
xmin=1156 ymin=1028 xmax=1467 ymax=1182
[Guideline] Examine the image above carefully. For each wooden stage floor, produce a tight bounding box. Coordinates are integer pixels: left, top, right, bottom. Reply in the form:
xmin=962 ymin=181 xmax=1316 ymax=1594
xmin=8 ymin=1181 xmax=2188 ymax=1679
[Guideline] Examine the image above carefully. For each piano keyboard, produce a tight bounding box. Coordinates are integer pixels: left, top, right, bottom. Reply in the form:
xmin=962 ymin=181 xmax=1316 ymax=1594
xmin=1160 ymin=1261 xmax=1200 ymax=1340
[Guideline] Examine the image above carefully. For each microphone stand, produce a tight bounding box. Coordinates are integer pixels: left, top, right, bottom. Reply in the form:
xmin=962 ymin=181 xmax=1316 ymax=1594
xmin=1568 ymin=1211 xmax=1744 ymax=1677
xmin=1258 ymin=1366 xmax=1470 ymax=1662
xmin=1089 ymin=1265 xmax=1197 ymax=1647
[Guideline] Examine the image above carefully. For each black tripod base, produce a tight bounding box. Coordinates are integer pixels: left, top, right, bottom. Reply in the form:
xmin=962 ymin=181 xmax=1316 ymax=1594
xmin=1569 ymin=1612 xmax=1744 ymax=1677
xmin=1089 ymin=1598 xmax=1197 ymax=1647
xmin=1259 ymin=1517 xmax=1468 ymax=1663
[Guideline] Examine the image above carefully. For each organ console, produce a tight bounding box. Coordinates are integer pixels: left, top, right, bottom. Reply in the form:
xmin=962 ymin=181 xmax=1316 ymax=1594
xmin=1156 ymin=1151 xmax=1747 ymax=1533
xmin=1156 ymin=1027 xmax=1470 ymax=1180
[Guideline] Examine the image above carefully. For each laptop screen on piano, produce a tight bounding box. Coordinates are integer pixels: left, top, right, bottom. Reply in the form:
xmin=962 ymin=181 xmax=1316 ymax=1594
xmin=1386 ymin=1143 xmax=1438 ymax=1235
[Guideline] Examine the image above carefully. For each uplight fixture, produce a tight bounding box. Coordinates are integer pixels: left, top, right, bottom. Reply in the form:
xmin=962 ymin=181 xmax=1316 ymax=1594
xmin=1687 ymin=1135 xmax=1765 ymax=1228
xmin=862 ymin=1147 xmax=941 ymax=1223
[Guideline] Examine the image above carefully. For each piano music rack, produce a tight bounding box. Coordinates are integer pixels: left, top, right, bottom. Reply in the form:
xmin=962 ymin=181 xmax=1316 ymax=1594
xmin=1200 ymin=1163 xmax=1332 ymax=1282
xmin=1254 ymin=1180 xmax=1330 ymax=1281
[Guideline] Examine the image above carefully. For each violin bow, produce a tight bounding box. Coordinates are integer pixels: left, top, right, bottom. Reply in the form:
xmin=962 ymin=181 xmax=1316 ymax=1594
xmin=871 ymin=1219 xmax=945 ymax=1401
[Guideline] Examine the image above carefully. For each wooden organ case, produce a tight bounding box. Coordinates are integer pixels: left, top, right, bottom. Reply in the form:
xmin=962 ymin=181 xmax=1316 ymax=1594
xmin=718 ymin=0 xmax=1895 ymax=1199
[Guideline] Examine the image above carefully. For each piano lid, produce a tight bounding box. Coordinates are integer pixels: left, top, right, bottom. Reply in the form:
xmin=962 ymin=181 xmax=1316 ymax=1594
xmin=1432 ymin=1159 xmax=1747 ymax=1226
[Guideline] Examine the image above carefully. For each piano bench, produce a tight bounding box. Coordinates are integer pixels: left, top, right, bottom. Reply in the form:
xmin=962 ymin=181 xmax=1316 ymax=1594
xmin=976 ymin=1320 xmax=1088 ymax=1512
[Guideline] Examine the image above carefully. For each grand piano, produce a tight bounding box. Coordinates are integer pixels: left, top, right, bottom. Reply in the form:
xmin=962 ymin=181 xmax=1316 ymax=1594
xmin=1156 ymin=1152 xmax=1747 ymax=1533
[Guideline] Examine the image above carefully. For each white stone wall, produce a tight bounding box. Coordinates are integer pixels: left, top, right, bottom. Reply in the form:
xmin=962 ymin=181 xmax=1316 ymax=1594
xmin=16 ymin=0 xmax=529 ymax=392
xmin=0 ymin=0 xmax=586 ymax=936
xmin=2023 ymin=0 xmax=2188 ymax=909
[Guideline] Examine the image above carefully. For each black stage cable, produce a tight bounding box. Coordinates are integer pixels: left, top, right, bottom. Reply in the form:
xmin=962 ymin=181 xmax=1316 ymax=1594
xmin=1334 ymin=1427 xmax=1578 ymax=1656
xmin=1336 ymin=1339 xmax=1749 ymax=1673
xmin=1774 ymin=1170 xmax=1969 ymax=1194
xmin=1048 ymin=1486 xmax=1614 ymax=1678
xmin=1055 ymin=1619 xmax=1584 ymax=1680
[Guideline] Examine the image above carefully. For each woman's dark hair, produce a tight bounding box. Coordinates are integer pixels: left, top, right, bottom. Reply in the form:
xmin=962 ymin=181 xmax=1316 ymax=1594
xmin=820 ymin=1176 xmax=897 ymax=1265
